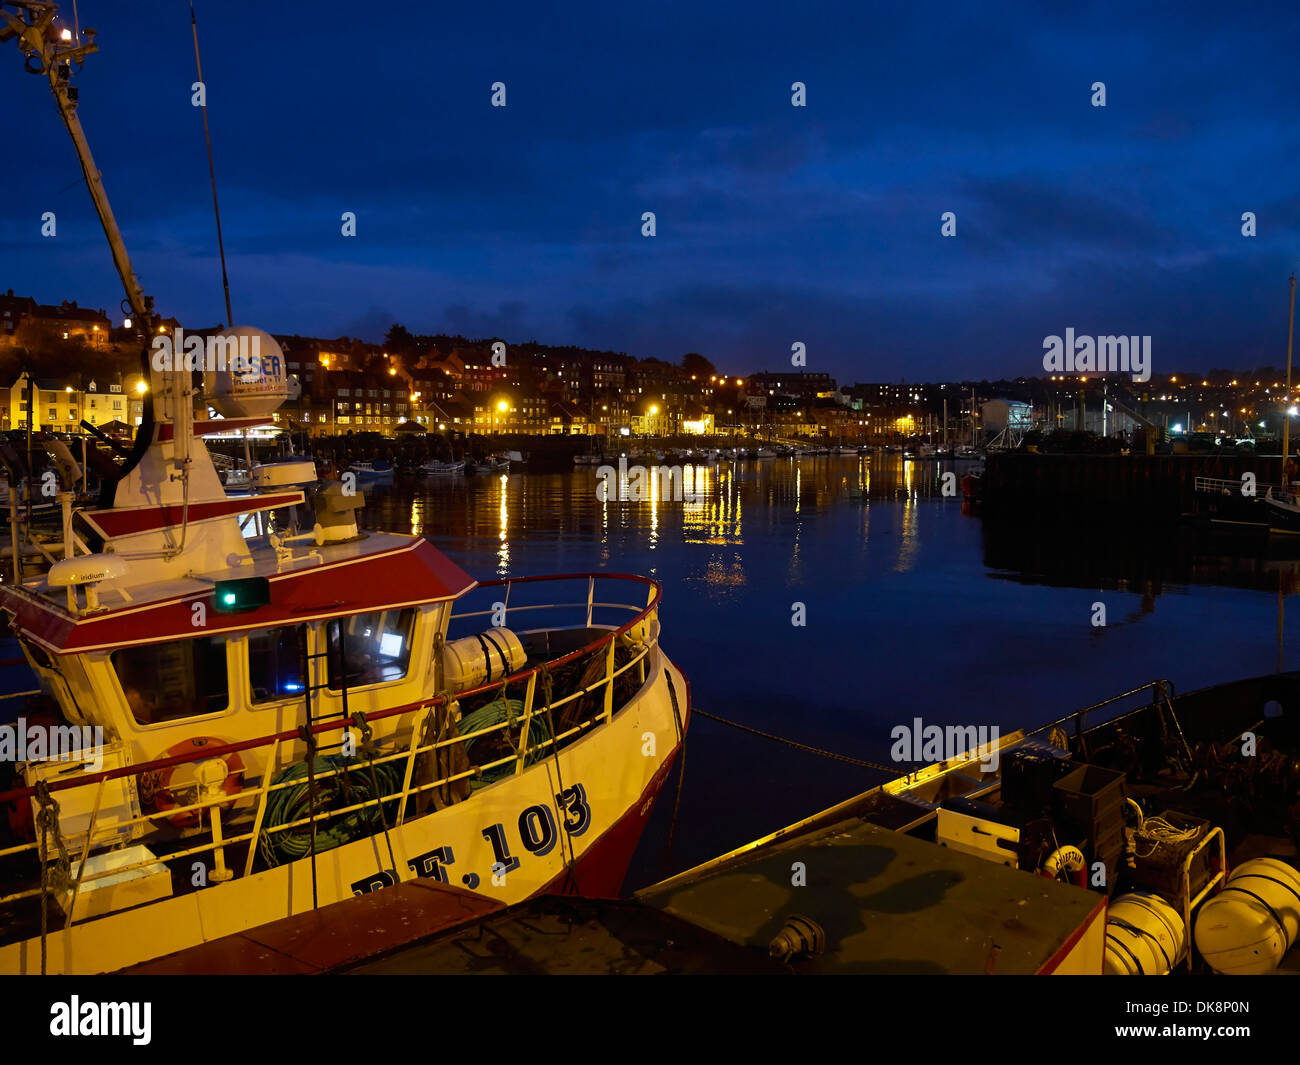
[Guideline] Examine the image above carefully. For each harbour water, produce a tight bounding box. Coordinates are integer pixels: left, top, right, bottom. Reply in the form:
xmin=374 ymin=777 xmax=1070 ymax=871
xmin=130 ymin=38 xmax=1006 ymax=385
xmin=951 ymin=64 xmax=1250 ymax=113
xmin=365 ymin=454 xmax=1300 ymax=882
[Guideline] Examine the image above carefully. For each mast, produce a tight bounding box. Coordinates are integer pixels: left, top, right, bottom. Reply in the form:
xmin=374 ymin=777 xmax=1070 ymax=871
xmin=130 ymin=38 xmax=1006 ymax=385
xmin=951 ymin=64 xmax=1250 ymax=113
xmin=1285 ymin=275 xmax=1296 ymax=486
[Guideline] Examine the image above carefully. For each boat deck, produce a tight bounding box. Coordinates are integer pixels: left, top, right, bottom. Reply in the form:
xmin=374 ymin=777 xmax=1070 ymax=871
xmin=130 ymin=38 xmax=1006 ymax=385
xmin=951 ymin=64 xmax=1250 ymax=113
xmin=638 ymin=818 xmax=1105 ymax=974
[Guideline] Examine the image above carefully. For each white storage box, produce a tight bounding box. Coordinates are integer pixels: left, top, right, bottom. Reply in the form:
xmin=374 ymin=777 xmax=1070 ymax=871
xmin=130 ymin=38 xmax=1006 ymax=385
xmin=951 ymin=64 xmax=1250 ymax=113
xmin=24 ymin=740 xmax=142 ymax=852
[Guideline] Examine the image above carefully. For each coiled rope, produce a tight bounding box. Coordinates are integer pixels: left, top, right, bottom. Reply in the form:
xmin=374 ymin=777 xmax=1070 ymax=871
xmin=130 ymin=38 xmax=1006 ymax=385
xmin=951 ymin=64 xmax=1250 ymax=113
xmin=258 ymin=755 xmax=403 ymax=866
xmin=1132 ymin=811 xmax=1200 ymax=858
xmin=459 ymin=697 xmax=551 ymax=787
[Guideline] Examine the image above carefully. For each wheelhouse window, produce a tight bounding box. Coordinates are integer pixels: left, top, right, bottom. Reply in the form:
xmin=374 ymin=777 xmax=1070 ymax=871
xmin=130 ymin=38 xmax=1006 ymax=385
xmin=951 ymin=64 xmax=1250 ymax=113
xmin=326 ymin=609 xmax=416 ymax=690
xmin=113 ymin=636 xmax=229 ymax=724
xmin=248 ymin=626 xmax=305 ymax=703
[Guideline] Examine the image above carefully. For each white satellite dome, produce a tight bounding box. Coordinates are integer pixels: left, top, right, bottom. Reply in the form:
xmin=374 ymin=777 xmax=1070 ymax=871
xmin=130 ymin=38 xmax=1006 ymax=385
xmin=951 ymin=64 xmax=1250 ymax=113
xmin=203 ymin=326 xmax=291 ymax=418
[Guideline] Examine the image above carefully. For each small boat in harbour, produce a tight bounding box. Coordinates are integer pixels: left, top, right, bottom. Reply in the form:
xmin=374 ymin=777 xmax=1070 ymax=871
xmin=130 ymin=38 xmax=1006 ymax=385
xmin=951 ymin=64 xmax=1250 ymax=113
xmin=421 ymin=459 xmax=466 ymax=475
xmin=469 ymin=455 xmax=510 ymax=475
xmin=1265 ymin=487 xmax=1300 ymax=535
xmin=346 ymin=459 xmax=395 ymax=484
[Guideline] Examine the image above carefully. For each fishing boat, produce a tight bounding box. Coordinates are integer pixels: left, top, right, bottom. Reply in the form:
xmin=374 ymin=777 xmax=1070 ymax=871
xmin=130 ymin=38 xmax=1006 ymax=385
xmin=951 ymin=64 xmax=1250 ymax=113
xmin=469 ymin=455 xmax=510 ymax=475
xmin=346 ymin=460 xmax=395 ymax=485
xmin=0 ymin=4 xmax=689 ymax=975
xmin=637 ymin=675 xmax=1300 ymax=975
xmin=1264 ymin=488 xmax=1300 ymax=535
xmin=420 ymin=459 xmax=465 ymax=476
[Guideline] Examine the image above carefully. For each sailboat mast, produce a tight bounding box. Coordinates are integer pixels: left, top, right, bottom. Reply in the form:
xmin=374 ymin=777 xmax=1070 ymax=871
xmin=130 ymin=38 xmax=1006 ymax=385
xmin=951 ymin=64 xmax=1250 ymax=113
xmin=1285 ymin=275 xmax=1296 ymax=486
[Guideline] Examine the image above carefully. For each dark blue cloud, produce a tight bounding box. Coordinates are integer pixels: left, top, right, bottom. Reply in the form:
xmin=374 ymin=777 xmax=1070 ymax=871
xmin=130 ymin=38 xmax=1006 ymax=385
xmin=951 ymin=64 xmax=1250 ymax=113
xmin=2 ymin=0 xmax=1298 ymax=382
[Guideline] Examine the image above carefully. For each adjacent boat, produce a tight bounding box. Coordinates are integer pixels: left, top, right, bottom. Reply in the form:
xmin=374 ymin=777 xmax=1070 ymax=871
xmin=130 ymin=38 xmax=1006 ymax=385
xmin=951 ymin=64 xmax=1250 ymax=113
xmin=636 ymin=674 xmax=1300 ymax=975
xmin=469 ymin=455 xmax=510 ymax=475
xmin=0 ymin=5 xmax=689 ymax=975
xmin=346 ymin=460 xmax=395 ymax=484
xmin=421 ymin=459 xmax=465 ymax=476
xmin=1264 ymin=487 xmax=1300 ymax=536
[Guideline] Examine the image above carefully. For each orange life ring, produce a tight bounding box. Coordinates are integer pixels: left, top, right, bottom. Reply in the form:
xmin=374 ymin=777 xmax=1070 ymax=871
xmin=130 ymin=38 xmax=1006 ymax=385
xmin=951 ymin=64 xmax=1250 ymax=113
xmin=151 ymin=737 xmax=244 ymax=828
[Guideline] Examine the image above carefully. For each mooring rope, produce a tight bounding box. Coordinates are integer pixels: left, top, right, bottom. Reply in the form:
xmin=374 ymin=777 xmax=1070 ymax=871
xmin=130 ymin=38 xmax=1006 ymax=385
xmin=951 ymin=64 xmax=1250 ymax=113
xmin=35 ymin=780 xmax=71 ymax=977
xmin=692 ymin=708 xmax=898 ymax=774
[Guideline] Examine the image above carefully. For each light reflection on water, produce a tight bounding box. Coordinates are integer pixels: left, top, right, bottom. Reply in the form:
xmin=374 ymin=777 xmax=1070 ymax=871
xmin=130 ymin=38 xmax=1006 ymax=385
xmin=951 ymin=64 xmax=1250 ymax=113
xmin=366 ymin=454 xmax=1300 ymax=877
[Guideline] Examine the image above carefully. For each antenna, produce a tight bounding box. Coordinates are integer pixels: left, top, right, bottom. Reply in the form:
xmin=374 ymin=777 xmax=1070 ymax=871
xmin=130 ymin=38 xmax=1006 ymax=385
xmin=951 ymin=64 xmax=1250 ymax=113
xmin=191 ymin=1 xmax=233 ymax=328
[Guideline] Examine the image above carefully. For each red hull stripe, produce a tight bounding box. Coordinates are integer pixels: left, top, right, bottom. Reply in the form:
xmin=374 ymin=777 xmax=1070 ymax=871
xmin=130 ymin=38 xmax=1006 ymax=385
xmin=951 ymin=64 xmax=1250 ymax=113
xmin=81 ymin=492 xmax=304 ymax=538
xmin=1 ymin=538 xmax=476 ymax=654
xmin=156 ymin=417 xmax=275 ymax=442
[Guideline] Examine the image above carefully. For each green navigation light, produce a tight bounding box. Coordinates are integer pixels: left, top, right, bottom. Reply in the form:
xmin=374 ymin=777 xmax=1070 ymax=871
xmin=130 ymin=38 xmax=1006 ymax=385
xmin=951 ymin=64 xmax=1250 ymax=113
xmin=212 ymin=577 xmax=271 ymax=613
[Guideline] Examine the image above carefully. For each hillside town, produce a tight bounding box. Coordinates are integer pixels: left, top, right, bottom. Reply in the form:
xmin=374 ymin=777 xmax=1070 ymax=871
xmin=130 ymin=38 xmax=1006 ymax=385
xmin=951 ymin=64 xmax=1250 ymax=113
xmin=2 ymin=289 xmax=1296 ymax=450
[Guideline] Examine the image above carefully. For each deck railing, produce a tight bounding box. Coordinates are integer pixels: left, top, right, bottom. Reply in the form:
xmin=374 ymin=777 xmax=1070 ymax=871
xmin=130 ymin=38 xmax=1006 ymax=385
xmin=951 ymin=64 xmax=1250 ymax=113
xmin=1194 ymin=475 xmax=1278 ymax=495
xmin=0 ymin=573 xmax=662 ymax=919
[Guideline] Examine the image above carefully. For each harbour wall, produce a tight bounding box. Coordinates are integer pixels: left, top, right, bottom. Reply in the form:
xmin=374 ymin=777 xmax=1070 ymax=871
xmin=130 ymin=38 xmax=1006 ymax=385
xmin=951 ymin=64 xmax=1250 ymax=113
xmin=982 ymin=452 xmax=1282 ymax=521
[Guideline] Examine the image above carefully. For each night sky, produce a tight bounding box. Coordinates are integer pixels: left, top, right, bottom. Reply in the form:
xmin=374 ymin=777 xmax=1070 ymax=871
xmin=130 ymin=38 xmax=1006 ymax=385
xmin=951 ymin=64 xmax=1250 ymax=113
xmin=3 ymin=1 xmax=1299 ymax=381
